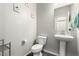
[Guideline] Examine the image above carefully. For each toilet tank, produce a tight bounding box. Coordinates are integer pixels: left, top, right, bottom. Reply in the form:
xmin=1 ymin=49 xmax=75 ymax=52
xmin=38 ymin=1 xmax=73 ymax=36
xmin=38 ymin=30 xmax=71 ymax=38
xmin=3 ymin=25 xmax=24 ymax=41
xmin=36 ymin=35 xmax=47 ymax=45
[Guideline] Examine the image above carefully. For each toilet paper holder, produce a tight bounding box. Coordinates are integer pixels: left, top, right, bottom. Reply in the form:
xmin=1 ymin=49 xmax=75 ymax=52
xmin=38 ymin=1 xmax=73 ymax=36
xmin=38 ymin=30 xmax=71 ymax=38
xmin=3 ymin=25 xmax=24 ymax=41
xmin=21 ymin=40 xmax=27 ymax=45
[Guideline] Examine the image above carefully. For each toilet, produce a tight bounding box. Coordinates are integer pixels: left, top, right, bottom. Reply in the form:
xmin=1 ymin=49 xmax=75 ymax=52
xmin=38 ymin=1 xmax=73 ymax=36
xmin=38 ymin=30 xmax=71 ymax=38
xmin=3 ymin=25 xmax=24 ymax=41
xmin=31 ymin=35 xmax=47 ymax=56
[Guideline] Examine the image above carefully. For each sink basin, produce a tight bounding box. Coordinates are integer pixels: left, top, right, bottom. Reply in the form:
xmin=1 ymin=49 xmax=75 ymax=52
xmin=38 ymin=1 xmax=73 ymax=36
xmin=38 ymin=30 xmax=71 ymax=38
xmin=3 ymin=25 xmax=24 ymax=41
xmin=54 ymin=34 xmax=74 ymax=41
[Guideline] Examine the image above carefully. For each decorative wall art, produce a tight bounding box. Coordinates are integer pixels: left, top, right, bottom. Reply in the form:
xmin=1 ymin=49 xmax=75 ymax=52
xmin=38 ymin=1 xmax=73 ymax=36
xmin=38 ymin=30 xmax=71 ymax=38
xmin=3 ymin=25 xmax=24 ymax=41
xmin=13 ymin=3 xmax=35 ymax=19
xmin=13 ymin=3 xmax=20 ymax=13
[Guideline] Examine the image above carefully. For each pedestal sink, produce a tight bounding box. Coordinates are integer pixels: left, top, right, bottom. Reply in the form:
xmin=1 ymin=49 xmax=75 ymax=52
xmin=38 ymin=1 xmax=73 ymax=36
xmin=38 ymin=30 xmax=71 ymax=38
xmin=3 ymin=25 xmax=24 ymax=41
xmin=54 ymin=34 xmax=74 ymax=56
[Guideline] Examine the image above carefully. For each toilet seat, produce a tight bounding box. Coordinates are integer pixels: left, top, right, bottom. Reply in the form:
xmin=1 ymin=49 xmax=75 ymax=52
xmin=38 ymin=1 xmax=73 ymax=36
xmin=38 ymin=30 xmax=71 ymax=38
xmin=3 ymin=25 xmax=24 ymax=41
xmin=31 ymin=44 xmax=43 ymax=53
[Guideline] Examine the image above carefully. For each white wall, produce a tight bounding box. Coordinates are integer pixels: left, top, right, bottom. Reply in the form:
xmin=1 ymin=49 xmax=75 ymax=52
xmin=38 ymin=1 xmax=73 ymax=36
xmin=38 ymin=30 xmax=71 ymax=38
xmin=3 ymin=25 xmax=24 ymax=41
xmin=71 ymin=4 xmax=79 ymax=56
xmin=0 ymin=3 xmax=36 ymax=56
xmin=69 ymin=4 xmax=79 ymax=56
xmin=37 ymin=3 xmax=78 ymax=56
xmin=77 ymin=28 xmax=79 ymax=55
xmin=37 ymin=3 xmax=59 ymax=55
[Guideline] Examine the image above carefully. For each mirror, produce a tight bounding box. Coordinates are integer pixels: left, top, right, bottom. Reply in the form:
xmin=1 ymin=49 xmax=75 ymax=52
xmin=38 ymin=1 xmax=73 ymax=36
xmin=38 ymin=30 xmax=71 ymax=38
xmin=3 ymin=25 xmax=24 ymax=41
xmin=54 ymin=4 xmax=74 ymax=35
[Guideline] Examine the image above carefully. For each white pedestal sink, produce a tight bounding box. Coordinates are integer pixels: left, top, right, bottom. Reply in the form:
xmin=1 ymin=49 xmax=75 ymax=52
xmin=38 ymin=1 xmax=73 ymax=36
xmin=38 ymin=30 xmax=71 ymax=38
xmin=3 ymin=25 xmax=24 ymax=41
xmin=54 ymin=34 xmax=74 ymax=56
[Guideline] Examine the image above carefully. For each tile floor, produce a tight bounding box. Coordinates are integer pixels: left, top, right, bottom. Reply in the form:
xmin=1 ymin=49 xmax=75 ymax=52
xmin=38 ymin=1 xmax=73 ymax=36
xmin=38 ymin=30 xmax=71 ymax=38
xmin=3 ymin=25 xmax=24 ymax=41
xmin=27 ymin=51 xmax=55 ymax=56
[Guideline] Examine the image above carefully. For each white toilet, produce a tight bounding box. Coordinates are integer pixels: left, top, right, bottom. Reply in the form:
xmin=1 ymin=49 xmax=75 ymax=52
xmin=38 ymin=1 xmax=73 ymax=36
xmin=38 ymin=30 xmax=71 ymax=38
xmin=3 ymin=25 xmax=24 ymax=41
xmin=31 ymin=35 xmax=47 ymax=56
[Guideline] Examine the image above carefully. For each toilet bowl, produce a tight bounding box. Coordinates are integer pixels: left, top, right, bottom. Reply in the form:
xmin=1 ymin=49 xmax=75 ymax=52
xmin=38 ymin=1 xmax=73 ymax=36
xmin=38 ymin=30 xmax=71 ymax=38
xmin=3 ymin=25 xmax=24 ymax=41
xmin=32 ymin=44 xmax=43 ymax=56
xmin=31 ymin=35 xmax=47 ymax=56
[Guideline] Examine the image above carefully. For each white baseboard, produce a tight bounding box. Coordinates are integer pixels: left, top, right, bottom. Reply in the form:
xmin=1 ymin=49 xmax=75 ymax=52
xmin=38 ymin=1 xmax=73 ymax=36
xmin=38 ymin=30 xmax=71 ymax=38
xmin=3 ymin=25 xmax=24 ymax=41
xmin=24 ymin=51 xmax=31 ymax=56
xmin=43 ymin=49 xmax=59 ymax=56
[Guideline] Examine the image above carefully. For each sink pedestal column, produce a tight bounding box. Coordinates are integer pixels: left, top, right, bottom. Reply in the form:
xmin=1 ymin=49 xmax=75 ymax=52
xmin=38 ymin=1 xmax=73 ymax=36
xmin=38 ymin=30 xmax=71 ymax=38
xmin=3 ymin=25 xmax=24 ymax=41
xmin=59 ymin=40 xmax=66 ymax=56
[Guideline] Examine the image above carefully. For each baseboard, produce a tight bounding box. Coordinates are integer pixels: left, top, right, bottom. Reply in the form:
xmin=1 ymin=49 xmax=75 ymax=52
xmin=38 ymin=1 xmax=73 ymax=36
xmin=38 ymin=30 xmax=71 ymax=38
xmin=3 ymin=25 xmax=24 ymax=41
xmin=43 ymin=49 xmax=59 ymax=56
xmin=24 ymin=51 xmax=32 ymax=56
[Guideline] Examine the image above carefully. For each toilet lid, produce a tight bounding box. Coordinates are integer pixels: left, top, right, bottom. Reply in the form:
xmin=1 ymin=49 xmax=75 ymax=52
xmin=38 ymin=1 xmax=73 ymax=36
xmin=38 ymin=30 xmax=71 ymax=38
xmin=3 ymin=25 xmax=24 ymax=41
xmin=32 ymin=44 xmax=43 ymax=50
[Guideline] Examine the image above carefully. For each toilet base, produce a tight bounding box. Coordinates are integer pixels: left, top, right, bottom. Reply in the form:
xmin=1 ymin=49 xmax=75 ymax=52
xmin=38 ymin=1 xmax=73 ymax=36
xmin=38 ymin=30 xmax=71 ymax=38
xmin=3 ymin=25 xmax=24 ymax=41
xmin=33 ymin=52 xmax=42 ymax=56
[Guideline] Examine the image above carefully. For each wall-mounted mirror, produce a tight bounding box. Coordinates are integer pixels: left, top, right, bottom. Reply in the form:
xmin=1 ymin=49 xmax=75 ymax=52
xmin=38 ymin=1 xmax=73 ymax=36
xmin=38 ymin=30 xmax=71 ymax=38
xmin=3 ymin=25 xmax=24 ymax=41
xmin=54 ymin=4 xmax=74 ymax=35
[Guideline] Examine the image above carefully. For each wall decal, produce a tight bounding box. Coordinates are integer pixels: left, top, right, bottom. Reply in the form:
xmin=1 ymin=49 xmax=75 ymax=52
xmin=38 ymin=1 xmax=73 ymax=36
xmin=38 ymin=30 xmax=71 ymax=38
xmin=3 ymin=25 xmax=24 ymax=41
xmin=13 ymin=3 xmax=20 ymax=13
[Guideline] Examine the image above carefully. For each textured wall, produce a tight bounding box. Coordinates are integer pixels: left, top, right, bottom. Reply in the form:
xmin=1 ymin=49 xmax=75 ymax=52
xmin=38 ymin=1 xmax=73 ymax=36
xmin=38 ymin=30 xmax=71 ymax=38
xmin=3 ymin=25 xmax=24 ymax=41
xmin=0 ymin=3 xmax=36 ymax=56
